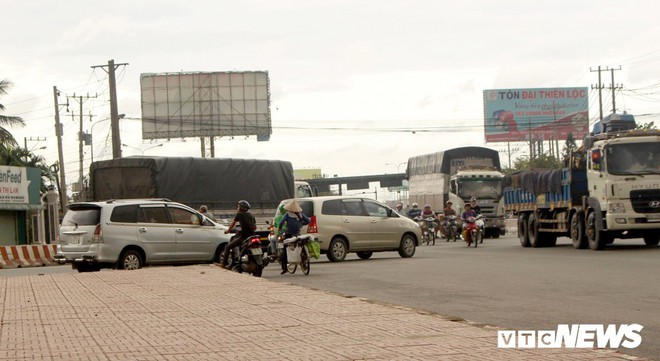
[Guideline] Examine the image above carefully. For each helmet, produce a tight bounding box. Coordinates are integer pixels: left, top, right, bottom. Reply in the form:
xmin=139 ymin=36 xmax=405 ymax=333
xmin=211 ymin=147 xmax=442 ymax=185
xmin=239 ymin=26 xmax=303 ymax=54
xmin=470 ymin=197 xmax=477 ymax=202
xmin=446 ymin=200 xmax=453 ymax=205
xmin=424 ymin=204 xmax=431 ymax=208
xmin=412 ymin=203 xmax=419 ymax=208
xmin=237 ymin=200 xmax=251 ymax=210
xmin=396 ymin=203 xmax=403 ymax=208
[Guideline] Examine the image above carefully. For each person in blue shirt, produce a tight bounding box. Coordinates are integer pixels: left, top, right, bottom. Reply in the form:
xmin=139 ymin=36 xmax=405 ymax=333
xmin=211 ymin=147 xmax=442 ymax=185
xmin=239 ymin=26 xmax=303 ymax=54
xmin=278 ymin=200 xmax=310 ymax=274
xmin=407 ymin=203 xmax=422 ymax=219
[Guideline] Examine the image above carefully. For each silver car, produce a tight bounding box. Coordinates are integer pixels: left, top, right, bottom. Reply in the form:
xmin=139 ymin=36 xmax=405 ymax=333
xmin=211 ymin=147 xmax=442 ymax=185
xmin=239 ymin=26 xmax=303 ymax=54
xmin=274 ymin=196 xmax=421 ymax=262
xmin=56 ymin=199 xmax=231 ymax=272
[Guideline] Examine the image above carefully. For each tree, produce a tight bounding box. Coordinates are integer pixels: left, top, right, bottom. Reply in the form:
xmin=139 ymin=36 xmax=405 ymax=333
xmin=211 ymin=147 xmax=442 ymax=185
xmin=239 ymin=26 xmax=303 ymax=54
xmin=636 ymin=121 xmax=657 ymax=130
xmin=505 ymin=154 xmax=562 ymax=174
xmin=561 ymin=133 xmax=578 ymax=162
xmin=0 ymin=79 xmax=25 ymax=149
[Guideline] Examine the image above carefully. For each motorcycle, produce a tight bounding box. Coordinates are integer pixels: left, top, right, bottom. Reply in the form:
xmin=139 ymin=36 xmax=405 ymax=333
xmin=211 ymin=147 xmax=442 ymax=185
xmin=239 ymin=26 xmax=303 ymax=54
xmin=225 ymin=230 xmax=268 ymax=277
xmin=444 ymin=215 xmax=459 ymax=242
xmin=414 ymin=216 xmax=435 ymax=245
xmin=463 ymin=215 xmax=484 ymax=248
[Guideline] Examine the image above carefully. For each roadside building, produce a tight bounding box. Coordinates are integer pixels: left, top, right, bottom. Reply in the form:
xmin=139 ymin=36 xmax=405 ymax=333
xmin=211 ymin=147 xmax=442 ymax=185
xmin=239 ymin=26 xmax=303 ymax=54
xmin=0 ymin=166 xmax=44 ymax=245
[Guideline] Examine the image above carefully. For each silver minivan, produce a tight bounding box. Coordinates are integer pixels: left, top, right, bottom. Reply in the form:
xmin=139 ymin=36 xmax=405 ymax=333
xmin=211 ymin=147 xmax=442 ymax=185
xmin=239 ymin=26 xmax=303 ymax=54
xmin=274 ymin=196 xmax=421 ymax=262
xmin=56 ymin=199 xmax=231 ymax=272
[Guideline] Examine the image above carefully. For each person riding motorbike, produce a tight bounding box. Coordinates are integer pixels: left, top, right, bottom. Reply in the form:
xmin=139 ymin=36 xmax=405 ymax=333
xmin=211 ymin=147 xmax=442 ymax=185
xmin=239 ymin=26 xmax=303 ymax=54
xmin=441 ymin=200 xmax=457 ymax=238
xmin=470 ymin=197 xmax=484 ymax=241
xmin=407 ymin=203 xmax=422 ymax=219
xmin=278 ymin=200 xmax=310 ymax=274
xmin=220 ymin=200 xmax=256 ymax=269
xmin=461 ymin=203 xmax=477 ymax=242
xmin=420 ymin=204 xmax=439 ymax=236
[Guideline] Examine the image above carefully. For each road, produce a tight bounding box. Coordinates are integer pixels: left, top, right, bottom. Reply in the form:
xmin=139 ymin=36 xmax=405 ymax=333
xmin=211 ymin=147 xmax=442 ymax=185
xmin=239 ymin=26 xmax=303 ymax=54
xmin=3 ymin=234 xmax=658 ymax=359
xmin=262 ymin=234 xmax=660 ymax=360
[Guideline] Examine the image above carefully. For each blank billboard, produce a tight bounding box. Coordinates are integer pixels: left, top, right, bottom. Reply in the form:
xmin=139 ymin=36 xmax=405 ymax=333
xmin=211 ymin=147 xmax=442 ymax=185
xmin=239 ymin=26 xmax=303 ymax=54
xmin=140 ymin=71 xmax=271 ymax=140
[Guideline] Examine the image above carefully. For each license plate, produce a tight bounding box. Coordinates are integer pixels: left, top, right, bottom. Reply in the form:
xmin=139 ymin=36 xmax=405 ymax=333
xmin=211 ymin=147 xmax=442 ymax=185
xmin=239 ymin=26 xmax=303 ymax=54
xmin=69 ymin=236 xmax=83 ymax=245
xmin=648 ymin=214 xmax=660 ymax=220
xmin=250 ymin=248 xmax=262 ymax=255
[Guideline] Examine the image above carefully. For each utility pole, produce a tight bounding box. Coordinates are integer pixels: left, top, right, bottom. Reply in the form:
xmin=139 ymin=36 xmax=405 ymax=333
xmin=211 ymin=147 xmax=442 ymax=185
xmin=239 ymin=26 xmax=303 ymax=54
xmin=67 ymin=93 xmax=97 ymax=197
xmin=609 ymin=67 xmax=623 ymax=113
xmin=590 ymin=66 xmax=605 ymax=121
xmin=591 ymin=65 xmax=621 ymax=119
xmin=52 ymin=86 xmax=68 ymax=211
xmin=23 ymin=136 xmax=47 ymax=162
xmin=91 ymin=59 xmax=129 ymax=159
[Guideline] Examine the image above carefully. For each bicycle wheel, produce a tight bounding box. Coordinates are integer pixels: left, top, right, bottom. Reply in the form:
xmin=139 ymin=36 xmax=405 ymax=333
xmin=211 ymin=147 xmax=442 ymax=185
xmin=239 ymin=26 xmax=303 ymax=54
xmin=300 ymin=247 xmax=310 ymax=275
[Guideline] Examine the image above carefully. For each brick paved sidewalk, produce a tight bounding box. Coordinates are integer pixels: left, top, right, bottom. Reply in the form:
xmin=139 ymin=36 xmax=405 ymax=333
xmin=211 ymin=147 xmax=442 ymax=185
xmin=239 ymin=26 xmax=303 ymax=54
xmin=0 ymin=265 xmax=645 ymax=360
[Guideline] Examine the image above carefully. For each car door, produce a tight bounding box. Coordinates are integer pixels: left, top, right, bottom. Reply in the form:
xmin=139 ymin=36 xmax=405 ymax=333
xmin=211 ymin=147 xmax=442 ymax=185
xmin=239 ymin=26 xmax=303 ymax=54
xmin=340 ymin=199 xmax=372 ymax=250
xmin=363 ymin=199 xmax=399 ymax=249
xmin=137 ymin=205 xmax=177 ymax=262
xmin=168 ymin=205 xmax=215 ymax=261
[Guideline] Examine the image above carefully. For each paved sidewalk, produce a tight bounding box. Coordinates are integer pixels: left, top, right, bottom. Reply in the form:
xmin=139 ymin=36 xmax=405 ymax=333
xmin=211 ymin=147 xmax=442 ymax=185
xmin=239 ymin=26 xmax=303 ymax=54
xmin=0 ymin=265 xmax=645 ymax=360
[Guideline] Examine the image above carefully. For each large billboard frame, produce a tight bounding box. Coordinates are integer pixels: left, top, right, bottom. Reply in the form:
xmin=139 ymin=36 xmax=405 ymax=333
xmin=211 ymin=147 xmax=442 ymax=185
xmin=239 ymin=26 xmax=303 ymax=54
xmin=140 ymin=71 xmax=271 ymax=140
xmin=483 ymin=87 xmax=589 ymax=143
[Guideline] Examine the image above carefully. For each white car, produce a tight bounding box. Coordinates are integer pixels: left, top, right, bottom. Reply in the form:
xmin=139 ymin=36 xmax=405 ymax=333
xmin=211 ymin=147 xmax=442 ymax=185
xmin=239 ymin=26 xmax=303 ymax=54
xmin=274 ymin=196 xmax=421 ymax=262
xmin=55 ymin=199 xmax=231 ymax=272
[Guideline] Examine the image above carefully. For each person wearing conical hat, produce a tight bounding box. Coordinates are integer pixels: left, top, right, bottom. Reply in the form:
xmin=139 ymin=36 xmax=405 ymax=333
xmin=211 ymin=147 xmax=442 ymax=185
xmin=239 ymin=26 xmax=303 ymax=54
xmin=278 ymin=199 xmax=310 ymax=274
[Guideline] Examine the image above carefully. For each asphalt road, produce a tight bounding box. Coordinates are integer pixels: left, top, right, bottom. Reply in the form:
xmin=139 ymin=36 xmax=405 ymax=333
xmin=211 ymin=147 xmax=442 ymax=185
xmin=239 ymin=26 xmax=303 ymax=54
xmin=3 ymin=235 xmax=658 ymax=359
xmin=263 ymin=234 xmax=660 ymax=360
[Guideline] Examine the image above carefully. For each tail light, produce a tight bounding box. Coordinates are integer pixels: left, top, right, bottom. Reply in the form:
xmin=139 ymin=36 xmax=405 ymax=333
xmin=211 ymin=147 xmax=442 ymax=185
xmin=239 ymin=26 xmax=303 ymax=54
xmin=92 ymin=224 xmax=103 ymax=243
xmin=307 ymin=215 xmax=318 ymax=233
xmin=249 ymin=238 xmax=261 ymax=248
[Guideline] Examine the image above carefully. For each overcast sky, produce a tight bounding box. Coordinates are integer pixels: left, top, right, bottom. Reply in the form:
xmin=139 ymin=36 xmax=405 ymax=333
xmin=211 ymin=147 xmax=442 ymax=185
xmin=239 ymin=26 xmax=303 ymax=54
xmin=3 ymin=0 xmax=660 ymax=190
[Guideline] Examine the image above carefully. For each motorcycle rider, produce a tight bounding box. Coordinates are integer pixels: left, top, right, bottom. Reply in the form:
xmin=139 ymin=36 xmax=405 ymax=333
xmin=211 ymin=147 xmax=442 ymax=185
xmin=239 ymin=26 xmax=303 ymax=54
xmin=220 ymin=200 xmax=257 ymax=269
xmin=461 ymin=203 xmax=477 ymax=242
xmin=441 ymin=201 xmax=457 ymax=238
xmin=470 ymin=197 xmax=484 ymax=242
xmin=278 ymin=200 xmax=310 ymax=275
xmin=407 ymin=203 xmax=422 ymax=219
xmin=420 ymin=204 xmax=439 ymax=236
xmin=394 ymin=203 xmax=406 ymax=216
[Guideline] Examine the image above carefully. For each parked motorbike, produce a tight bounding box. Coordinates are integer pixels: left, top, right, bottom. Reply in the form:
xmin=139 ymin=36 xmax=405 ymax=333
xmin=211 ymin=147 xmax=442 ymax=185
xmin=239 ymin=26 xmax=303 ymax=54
xmin=225 ymin=231 xmax=268 ymax=277
xmin=463 ymin=215 xmax=484 ymax=247
xmin=444 ymin=215 xmax=458 ymax=242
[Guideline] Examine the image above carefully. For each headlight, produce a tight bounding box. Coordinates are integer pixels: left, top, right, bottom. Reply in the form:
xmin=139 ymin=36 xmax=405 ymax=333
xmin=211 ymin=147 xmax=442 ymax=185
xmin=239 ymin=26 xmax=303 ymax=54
xmin=608 ymin=203 xmax=626 ymax=213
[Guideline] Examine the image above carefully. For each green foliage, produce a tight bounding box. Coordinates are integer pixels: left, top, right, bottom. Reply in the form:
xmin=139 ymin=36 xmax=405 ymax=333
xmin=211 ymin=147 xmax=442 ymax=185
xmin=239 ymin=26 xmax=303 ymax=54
xmin=505 ymin=154 xmax=563 ymax=174
xmin=0 ymin=79 xmax=25 ymax=148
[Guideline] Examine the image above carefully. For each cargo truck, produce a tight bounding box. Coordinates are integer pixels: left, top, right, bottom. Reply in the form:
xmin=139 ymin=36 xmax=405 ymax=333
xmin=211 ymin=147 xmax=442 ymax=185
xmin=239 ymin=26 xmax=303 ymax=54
xmin=87 ymin=156 xmax=309 ymax=232
xmin=407 ymin=146 xmax=506 ymax=237
xmin=504 ymin=113 xmax=660 ymax=249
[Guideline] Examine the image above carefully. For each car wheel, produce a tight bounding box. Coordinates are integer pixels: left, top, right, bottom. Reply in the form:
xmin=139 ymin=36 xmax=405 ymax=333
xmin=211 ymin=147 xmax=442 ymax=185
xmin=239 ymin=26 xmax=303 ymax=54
xmin=118 ymin=249 xmax=143 ymax=270
xmin=213 ymin=245 xmax=224 ymax=263
xmin=398 ymin=234 xmax=416 ymax=258
xmin=570 ymin=213 xmax=588 ymax=249
xmin=327 ymin=237 xmax=347 ymax=262
xmin=356 ymin=251 xmax=373 ymax=260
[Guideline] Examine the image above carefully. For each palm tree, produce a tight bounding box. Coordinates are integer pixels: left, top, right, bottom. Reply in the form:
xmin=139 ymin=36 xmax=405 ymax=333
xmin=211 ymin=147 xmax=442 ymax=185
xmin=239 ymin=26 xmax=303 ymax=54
xmin=0 ymin=79 xmax=25 ymax=148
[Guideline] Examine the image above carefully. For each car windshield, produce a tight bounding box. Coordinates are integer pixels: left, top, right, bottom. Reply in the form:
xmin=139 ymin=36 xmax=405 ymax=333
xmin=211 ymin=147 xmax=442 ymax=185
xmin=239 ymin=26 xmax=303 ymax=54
xmin=606 ymin=142 xmax=660 ymax=175
xmin=457 ymin=179 xmax=502 ymax=199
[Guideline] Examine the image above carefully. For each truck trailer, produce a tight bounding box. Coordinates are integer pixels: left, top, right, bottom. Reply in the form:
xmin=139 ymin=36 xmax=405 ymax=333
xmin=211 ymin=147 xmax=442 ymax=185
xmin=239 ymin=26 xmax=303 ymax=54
xmin=505 ymin=113 xmax=660 ymax=249
xmin=407 ymin=146 xmax=506 ymax=237
xmin=88 ymin=156 xmax=307 ymax=230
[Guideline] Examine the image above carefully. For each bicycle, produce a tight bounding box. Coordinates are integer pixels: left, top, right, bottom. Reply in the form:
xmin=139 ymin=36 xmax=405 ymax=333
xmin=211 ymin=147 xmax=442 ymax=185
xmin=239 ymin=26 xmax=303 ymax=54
xmin=282 ymin=235 xmax=318 ymax=275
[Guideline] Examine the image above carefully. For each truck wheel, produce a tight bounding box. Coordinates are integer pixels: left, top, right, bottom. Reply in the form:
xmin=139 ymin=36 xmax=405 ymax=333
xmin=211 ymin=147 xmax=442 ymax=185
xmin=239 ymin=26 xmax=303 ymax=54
xmin=518 ymin=213 xmax=530 ymax=247
xmin=327 ymin=237 xmax=347 ymax=262
xmin=586 ymin=212 xmax=607 ymax=250
xmin=527 ymin=213 xmax=543 ymax=248
xmin=643 ymin=234 xmax=660 ymax=246
xmin=570 ymin=214 xmax=588 ymax=249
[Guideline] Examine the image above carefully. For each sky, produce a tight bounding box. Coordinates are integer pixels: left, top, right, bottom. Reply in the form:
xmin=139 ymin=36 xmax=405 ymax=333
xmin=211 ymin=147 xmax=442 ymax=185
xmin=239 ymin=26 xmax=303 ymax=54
xmin=3 ymin=0 xmax=660 ymax=194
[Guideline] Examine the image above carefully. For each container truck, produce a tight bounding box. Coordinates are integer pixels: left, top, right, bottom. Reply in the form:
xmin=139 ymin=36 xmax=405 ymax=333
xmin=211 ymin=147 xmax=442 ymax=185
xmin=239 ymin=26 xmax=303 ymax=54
xmin=504 ymin=113 xmax=660 ymax=249
xmin=407 ymin=146 xmax=506 ymax=237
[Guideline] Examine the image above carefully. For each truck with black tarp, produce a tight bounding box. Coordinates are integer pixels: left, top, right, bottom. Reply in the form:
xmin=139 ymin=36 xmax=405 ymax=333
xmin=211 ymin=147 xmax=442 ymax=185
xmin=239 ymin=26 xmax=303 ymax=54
xmin=407 ymin=146 xmax=506 ymax=237
xmin=504 ymin=113 xmax=660 ymax=249
xmin=88 ymin=156 xmax=298 ymax=231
